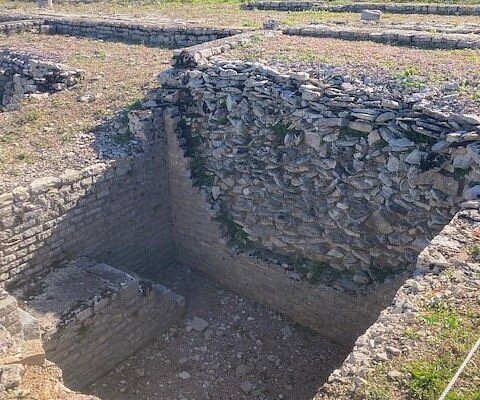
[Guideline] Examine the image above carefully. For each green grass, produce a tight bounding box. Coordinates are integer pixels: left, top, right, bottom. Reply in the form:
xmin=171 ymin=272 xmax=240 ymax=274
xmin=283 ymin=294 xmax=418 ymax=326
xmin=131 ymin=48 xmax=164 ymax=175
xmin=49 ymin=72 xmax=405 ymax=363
xmin=471 ymin=245 xmax=480 ymax=257
xmin=421 ymin=302 xmax=460 ymax=329
xmin=474 ymin=90 xmax=480 ymax=105
xmin=392 ymin=66 xmax=425 ymax=89
xmin=249 ymin=33 xmax=264 ymax=44
xmin=404 ymin=359 xmax=452 ymax=400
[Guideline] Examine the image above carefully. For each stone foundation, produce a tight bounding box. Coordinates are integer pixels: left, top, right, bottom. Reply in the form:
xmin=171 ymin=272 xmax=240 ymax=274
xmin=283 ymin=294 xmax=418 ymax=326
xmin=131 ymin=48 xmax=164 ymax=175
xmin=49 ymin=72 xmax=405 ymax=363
xmin=0 ymin=49 xmax=83 ymax=111
xmin=241 ymin=1 xmax=480 ymax=15
xmin=43 ymin=17 xmax=246 ymax=48
xmin=0 ymin=20 xmax=41 ymax=35
xmin=284 ymin=24 xmax=480 ymax=50
xmin=165 ymin=113 xmax=402 ymax=346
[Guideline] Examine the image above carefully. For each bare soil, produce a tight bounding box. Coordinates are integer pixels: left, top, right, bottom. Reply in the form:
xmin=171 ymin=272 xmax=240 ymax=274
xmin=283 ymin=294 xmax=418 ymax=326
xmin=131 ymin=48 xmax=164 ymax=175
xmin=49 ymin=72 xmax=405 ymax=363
xmin=228 ymin=33 xmax=480 ymax=83
xmin=0 ymin=33 xmax=171 ymax=191
xmin=2 ymin=2 xmax=480 ymax=29
xmin=88 ymin=264 xmax=347 ymax=400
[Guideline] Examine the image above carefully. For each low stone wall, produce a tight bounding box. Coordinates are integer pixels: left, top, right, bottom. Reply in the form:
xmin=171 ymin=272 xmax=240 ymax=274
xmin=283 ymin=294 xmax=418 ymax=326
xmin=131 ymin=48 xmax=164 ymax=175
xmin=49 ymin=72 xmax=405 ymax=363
xmin=0 ymin=20 xmax=41 ymax=35
xmin=18 ymin=257 xmax=185 ymax=389
xmin=241 ymin=1 xmax=480 ymax=15
xmin=284 ymin=25 xmax=480 ymax=50
xmin=172 ymin=31 xmax=275 ymax=67
xmin=379 ymin=22 xmax=480 ymax=35
xmin=315 ymin=203 xmax=480 ymax=399
xmin=0 ymin=139 xmax=174 ymax=286
xmin=0 ymin=49 xmax=83 ymax=111
xmin=44 ymin=17 xmax=246 ymax=48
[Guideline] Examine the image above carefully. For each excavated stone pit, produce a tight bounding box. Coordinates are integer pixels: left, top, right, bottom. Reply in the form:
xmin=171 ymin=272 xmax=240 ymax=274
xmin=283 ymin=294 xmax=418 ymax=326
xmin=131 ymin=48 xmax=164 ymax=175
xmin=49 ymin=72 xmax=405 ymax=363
xmin=1 ymin=10 xmax=479 ymax=400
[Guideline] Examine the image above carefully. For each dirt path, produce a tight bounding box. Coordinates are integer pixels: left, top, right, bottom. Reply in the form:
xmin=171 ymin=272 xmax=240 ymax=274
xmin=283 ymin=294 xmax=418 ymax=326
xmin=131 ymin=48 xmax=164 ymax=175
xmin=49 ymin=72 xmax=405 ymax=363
xmin=88 ymin=264 xmax=347 ymax=400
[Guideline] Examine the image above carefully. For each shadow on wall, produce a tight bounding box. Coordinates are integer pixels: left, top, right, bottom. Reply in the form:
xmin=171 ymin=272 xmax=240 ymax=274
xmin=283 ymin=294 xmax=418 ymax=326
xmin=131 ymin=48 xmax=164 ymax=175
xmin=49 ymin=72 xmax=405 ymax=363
xmin=1 ymin=107 xmax=175 ymax=291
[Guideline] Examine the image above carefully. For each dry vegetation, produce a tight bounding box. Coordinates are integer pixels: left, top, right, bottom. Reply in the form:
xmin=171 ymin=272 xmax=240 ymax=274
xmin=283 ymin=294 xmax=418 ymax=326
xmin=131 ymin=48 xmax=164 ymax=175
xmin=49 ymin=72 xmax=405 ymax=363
xmin=2 ymin=0 xmax=480 ymax=28
xmin=0 ymin=33 xmax=171 ymax=190
xmin=227 ymin=34 xmax=480 ymax=105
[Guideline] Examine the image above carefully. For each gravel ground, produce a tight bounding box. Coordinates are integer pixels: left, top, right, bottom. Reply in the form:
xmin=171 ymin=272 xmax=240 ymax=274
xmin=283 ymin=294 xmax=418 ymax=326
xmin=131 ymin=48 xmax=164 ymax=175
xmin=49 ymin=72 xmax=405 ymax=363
xmin=0 ymin=33 xmax=171 ymax=192
xmin=88 ymin=264 xmax=347 ymax=400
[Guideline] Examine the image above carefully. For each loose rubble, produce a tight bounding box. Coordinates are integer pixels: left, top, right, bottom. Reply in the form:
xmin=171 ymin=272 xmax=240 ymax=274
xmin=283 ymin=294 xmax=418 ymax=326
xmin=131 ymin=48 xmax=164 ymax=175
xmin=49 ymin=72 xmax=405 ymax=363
xmin=89 ymin=265 xmax=347 ymax=400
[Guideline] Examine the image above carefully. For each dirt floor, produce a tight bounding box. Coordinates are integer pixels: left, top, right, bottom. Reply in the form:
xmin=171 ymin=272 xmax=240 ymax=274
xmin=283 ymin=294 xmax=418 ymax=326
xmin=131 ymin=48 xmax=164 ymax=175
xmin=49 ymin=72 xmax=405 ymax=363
xmin=87 ymin=264 xmax=348 ymax=400
xmin=0 ymin=33 xmax=171 ymax=191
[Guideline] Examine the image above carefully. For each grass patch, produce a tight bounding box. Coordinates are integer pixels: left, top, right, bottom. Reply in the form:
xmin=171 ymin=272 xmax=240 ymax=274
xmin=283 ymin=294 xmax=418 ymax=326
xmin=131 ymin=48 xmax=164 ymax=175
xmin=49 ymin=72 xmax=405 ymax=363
xmin=249 ymin=33 xmax=264 ymax=44
xmin=471 ymin=245 xmax=480 ymax=257
xmin=392 ymin=66 xmax=425 ymax=89
xmin=474 ymin=90 xmax=480 ymax=105
xmin=403 ymin=359 xmax=451 ymax=400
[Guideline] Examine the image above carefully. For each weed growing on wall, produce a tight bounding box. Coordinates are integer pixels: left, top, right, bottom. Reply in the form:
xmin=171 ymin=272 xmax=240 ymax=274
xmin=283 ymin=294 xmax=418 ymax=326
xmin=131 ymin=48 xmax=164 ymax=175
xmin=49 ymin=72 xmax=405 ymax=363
xmin=178 ymin=118 xmax=215 ymax=188
xmin=292 ymin=257 xmax=337 ymax=284
xmin=216 ymin=210 xmax=251 ymax=250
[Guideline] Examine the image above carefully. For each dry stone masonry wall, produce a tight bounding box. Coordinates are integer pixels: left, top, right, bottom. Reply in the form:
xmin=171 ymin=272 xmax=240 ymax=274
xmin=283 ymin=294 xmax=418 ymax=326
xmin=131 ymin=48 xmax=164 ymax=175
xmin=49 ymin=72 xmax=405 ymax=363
xmin=0 ymin=20 xmax=41 ymax=35
xmin=162 ymin=108 xmax=402 ymax=345
xmin=284 ymin=25 xmax=480 ymax=50
xmin=44 ymin=17 xmax=246 ymax=47
xmin=0 ymin=49 xmax=83 ymax=111
xmin=315 ymin=204 xmax=480 ymax=399
xmin=241 ymin=1 xmax=480 ymax=15
xmin=156 ymin=56 xmax=480 ymax=286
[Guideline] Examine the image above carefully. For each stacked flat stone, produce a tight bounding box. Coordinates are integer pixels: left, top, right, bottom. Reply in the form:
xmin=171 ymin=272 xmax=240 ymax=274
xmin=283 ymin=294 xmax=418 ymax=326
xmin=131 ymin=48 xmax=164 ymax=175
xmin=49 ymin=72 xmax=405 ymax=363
xmin=156 ymin=53 xmax=480 ymax=278
xmin=0 ymin=20 xmax=41 ymax=35
xmin=0 ymin=49 xmax=83 ymax=111
xmin=284 ymin=24 xmax=480 ymax=50
xmin=241 ymin=1 xmax=480 ymax=15
xmin=44 ymin=17 xmax=246 ymax=47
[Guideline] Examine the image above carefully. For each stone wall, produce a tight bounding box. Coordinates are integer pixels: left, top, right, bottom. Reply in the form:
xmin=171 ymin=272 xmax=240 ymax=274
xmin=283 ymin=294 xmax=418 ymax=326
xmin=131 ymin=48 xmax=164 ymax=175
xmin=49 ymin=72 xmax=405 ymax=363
xmin=163 ymin=107 xmax=402 ymax=346
xmin=241 ymin=1 xmax=480 ymax=15
xmin=0 ymin=287 xmax=100 ymax=399
xmin=0 ymin=139 xmax=174 ymax=287
xmin=44 ymin=17 xmax=246 ymax=48
xmin=0 ymin=20 xmax=41 ymax=35
xmin=284 ymin=25 xmax=480 ymax=50
xmin=314 ymin=203 xmax=480 ymax=399
xmin=155 ymin=57 xmax=480 ymax=283
xmin=18 ymin=258 xmax=185 ymax=389
xmin=0 ymin=49 xmax=83 ymax=111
